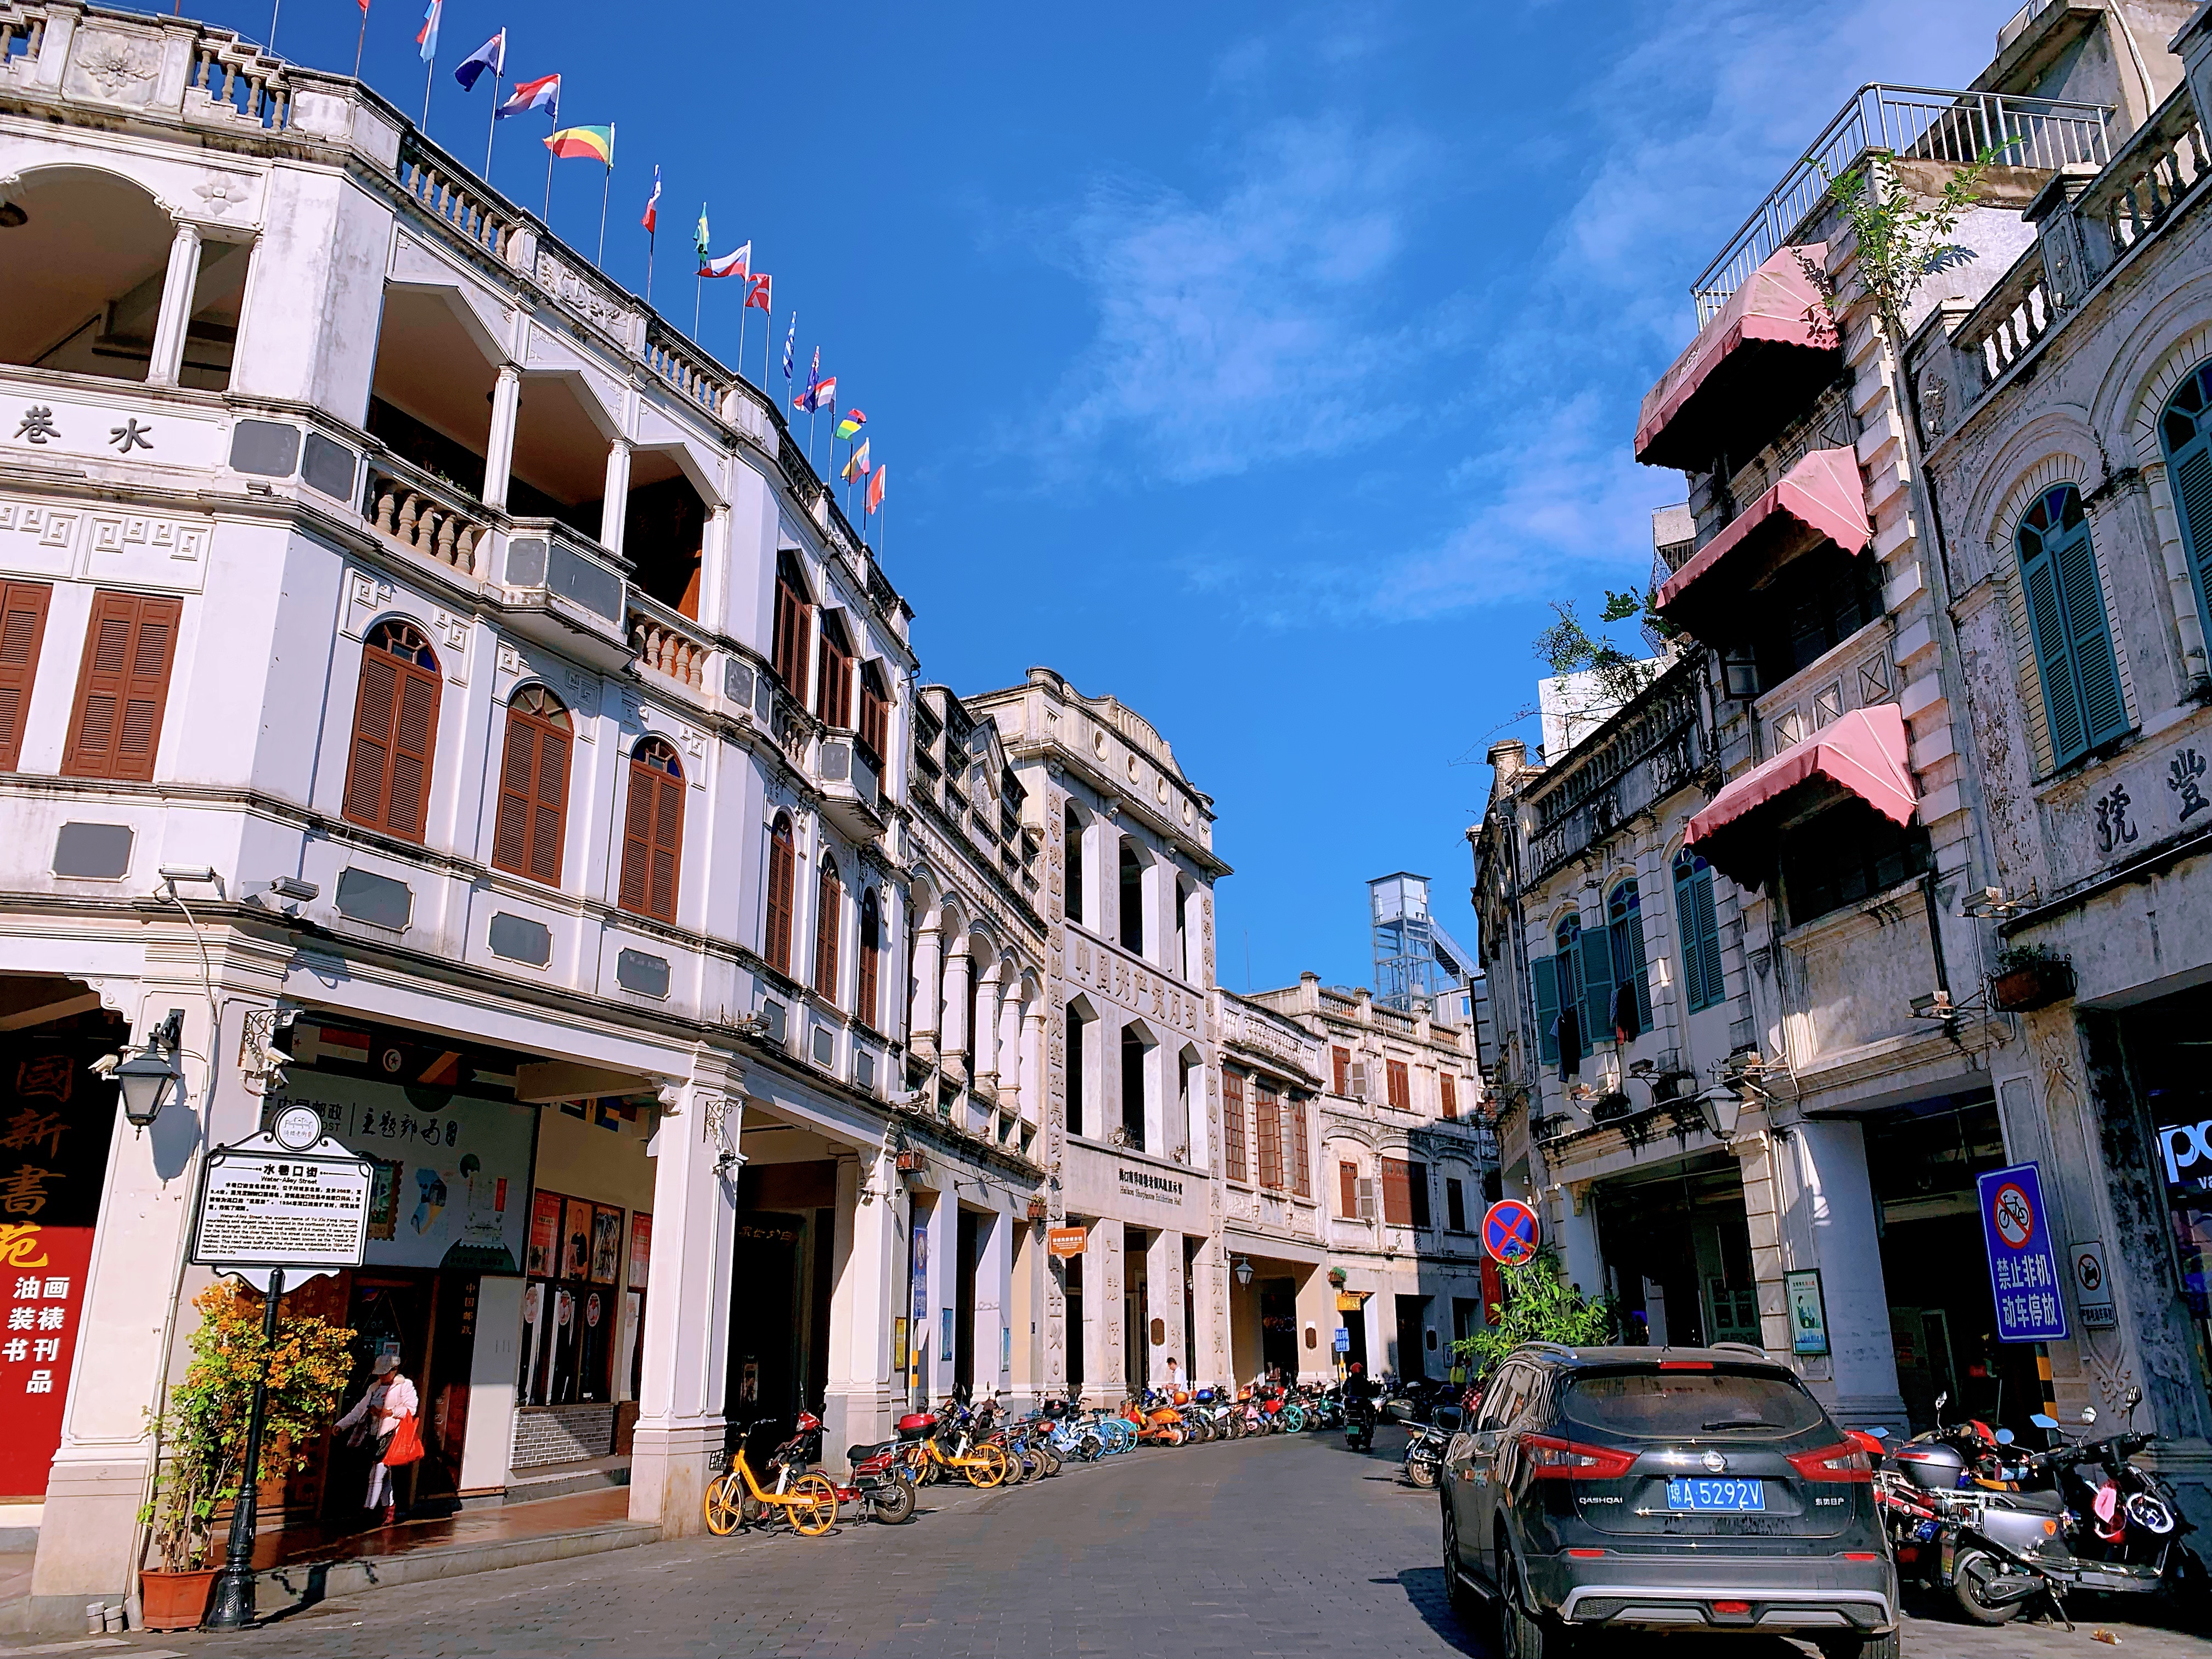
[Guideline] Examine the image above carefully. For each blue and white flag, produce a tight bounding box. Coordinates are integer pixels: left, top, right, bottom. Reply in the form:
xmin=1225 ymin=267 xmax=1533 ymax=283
xmin=781 ymin=313 xmax=797 ymax=381
xmin=415 ymin=0 xmax=441 ymax=62
xmin=454 ymin=27 xmax=505 ymax=91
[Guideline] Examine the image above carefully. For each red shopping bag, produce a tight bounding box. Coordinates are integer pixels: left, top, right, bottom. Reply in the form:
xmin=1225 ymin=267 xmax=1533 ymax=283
xmin=382 ymin=1412 xmax=426 ymax=1467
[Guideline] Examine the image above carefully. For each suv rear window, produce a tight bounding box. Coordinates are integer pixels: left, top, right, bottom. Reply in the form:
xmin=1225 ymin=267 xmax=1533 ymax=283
xmin=1562 ymin=1369 xmax=1828 ymax=1439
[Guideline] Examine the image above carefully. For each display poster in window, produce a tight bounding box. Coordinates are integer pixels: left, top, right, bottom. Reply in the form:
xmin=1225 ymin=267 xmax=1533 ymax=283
xmin=628 ymin=1213 xmax=652 ymax=1289
xmin=1784 ymin=1268 xmax=1830 ymax=1356
xmin=527 ymin=1190 xmax=562 ymax=1277
xmin=589 ymin=1205 xmax=623 ymax=1284
xmin=1977 ymin=1161 xmax=2069 ymax=1342
xmin=259 ymin=1070 xmax=530 ymax=1272
xmin=561 ymin=1198 xmax=594 ymax=1280
xmin=892 ymin=1316 xmax=909 ymax=1372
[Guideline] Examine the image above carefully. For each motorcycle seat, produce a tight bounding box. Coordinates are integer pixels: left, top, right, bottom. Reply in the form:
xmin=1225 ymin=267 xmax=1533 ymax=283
xmin=1988 ymin=1487 xmax=2067 ymax=1514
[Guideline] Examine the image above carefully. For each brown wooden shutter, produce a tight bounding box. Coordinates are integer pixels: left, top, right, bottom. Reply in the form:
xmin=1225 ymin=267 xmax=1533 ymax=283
xmin=1440 ymin=1072 xmax=1458 ymax=1120
xmin=815 ymin=865 xmax=841 ymax=1002
xmin=1386 ymin=1059 xmax=1410 ymax=1110
xmin=1222 ymin=1071 xmax=1247 ymax=1184
xmin=530 ymin=727 xmax=569 ymax=883
xmin=618 ymin=756 xmax=683 ymax=923
xmin=492 ymin=719 xmax=537 ymax=873
xmin=1254 ymin=1081 xmax=1283 ymax=1189
xmin=1381 ymin=1158 xmax=1414 ymax=1226
xmin=342 ymin=645 xmax=439 ymax=841
xmin=492 ymin=706 xmax=571 ymax=884
xmin=765 ymin=819 xmax=795 ymax=974
xmin=0 ymin=580 xmax=53 ymax=772
xmin=62 ymin=590 xmax=180 ymax=781
xmin=1340 ymin=1161 xmax=1359 ymax=1217
xmin=387 ymin=665 xmax=438 ymax=840
xmin=649 ymin=771 xmax=680 ymax=920
xmin=619 ymin=768 xmax=653 ymax=913
xmin=1290 ymin=1095 xmax=1311 ymax=1198
xmin=1331 ymin=1046 xmax=1348 ymax=1096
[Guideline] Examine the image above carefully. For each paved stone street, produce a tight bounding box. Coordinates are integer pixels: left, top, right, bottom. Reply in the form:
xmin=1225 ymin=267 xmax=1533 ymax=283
xmin=13 ymin=1428 xmax=2196 ymax=1659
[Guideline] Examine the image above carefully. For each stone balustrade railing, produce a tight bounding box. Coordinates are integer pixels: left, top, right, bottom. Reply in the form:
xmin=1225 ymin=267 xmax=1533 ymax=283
xmin=628 ymin=594 xmax=711 ymax=690
xmin=397 ymin=140 xmax=517 ymax=262
xmin=2074 ymin=88 xmax=2209 ymax=272
xmin=363 ymin=458 xmax=490 ymax=575
xmin=1955 ymin=250 xmax=2052 ymax=395
xmin=187 ymin=31 xmax=289 ymax=129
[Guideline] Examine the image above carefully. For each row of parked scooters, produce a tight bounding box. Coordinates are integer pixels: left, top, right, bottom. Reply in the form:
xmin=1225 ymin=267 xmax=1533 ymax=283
xmin=1858 ymin=1384 xmax=2207 ymax=1626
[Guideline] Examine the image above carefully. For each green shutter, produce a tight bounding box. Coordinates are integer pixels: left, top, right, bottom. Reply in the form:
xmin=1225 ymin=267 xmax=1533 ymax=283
xmin=1579 ymin=923 xmax=1612 ymax=1056
xmin=2055 ymin=521 xmax=2127 ymax=746
xmin=2023 ymin=545 xmax=2086 ymax=764
xmin=1532 ymin=956 xmax=1559 ymax=1066
xmin=1695 ymin=874 xmax=1724 ymax=1013
xmin=1612 ymin=913 xmax=1652 ymax=1032
xmin=2168 ymin=435 xmax=2212 ymax=652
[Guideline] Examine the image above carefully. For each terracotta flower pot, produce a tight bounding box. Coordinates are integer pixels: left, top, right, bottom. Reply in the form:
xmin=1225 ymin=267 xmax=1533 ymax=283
xmin=1990 ymin=961 xmax=2075 ymax=1013
xmin=138 ymin=1566 xmax=220 ymax=1632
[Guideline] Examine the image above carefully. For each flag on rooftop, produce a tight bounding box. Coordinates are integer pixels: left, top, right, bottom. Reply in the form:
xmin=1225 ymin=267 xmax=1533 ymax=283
xmin=496 ymin=72 xmax=559 ymax=120
xmin=693 ymin=205 xmax=709 ymax=259
xmin=745 ymin=273 xmax=771 ymax=311
xmin=782 ymin=315 xmax=797 ymax=380
xmin=866 ymin=464 xmax=885 ymax=515
xmin=543 ymin=123 xmax=614 ymax=165
xmin=797 ymin=374 xmax=837 ymax=414
xmin=842 ymin=437 xmax=870 ymax=483
xmin=416 ymin=0 xmax=441 ymax=61
xmin=700 ymin=240 xmax=749 ymax=279
xmin=454 ymin=28 xmax=504 ymax=89
xmin=835 ymin=409 xmax=867 ymax=441
xmin=642 ymin=166 xmax=661 ymax=233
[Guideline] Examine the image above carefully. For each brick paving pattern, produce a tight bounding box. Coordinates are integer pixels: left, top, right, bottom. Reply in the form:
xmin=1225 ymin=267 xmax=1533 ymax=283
xmin=42 ymin=1429 xmax=2211 ymax=1658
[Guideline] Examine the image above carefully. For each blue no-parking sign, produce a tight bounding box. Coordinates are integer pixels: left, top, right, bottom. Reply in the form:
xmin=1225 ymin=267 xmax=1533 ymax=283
xmin=1976 ymin=1161 xmax=2068 ymax=1342
xmin=1481 ymin=1199 xmax=1540 ymax=1266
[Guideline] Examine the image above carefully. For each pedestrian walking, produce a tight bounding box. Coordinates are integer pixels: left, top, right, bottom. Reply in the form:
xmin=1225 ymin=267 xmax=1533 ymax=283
xmin=334 ymin=1352 xmax=421 ymax=1526
xmin=1163 ymin=1356 xmax=1181 ymax=1397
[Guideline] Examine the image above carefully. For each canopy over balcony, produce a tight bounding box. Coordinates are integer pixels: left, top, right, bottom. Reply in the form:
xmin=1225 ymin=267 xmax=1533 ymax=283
xmin=1684 ymin=703 xmax=1914 ymax=887
xmin=1635 ymin=245 xmax=1841 ymax=473
xmin=1655 ymin=447 xmax=1871 ymax=640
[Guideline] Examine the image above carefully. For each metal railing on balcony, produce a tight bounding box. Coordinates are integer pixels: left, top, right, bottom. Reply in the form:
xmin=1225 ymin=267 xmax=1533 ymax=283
xmin=1693 ymin=85 xmax=2113 ymax=322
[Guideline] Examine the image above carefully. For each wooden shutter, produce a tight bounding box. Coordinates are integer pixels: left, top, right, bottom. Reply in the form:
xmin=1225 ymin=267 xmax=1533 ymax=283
xmin=1578 ymin=923 xmax=1613 ymax=1057
xmin=1221 ymin=1070 xmax=1246 ymax=1183
xmin=2022 ymin=544 xmax=2084 ymax=762
xmin=492 ymin=706 xmax=571 ymax=884
xmin=1386 ymin=1059 xmax=1409 ymax=1110
xmin=2056 ymin=522 xmax=2128 ymax=748
xmin=1609 ymin=914 xmax=1651 ymax=1035
xmin=61 ymin=590 xmax=180 ymax=781
xmin=0 ymin=581 xmax=53 ymax=772
xmin=2172 ymin=421 xmax=2212 ymax=640
xmin=815 ymin=864 xmax=841 ymax=1002
xmin=342 ymin=642 xmax=439 ymax=841
xmin=1340 ymin=1160 xmax=1359 ymax=1217
xmin=1289 ymin=1094 xmax=1310 ymax=1198
xmin=856 ymin=890 xmax=880 ymax=1029
xmin=1381 ymin=1158 xmax=1414 ymax=1226
xmin=618 ymin=757 xmax=683 ymax=923
xmin=764 ymin=818 xmax=795 ymax=974
xmin=1676 ymin=860 xmax=1724 ymax=1012
xmin=1440 ymin=1072 xmax=1457 ymax=1120
xmin=1254 ymin=1080 xmax=1283 ymax=1189
xmin=1532 ymin=956 xmax=1559 ymax=1066
xmin=1331 ymin=1046 xmax=1349 ymax=1095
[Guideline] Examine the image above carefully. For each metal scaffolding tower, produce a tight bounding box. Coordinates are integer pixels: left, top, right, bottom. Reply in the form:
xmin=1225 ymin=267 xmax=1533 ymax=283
xmin=1369 ymin=872 xmax=1476 ymax=1012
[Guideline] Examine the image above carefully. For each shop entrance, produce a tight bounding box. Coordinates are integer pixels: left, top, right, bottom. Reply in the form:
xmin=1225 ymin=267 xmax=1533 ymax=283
xmin=1260 ymin=1277 xmax=1298 ymax=1382
xmin=1395 ymin=1295 xmax=1431 ymax=1382
xmin=955 ymin=1208 xmax=978 ymax=1392
xmin=321 ymin=1269 xmax=475 ymax=1520
xmin=1340 ymin=1308 xmax=1368 ymax=1373
xmin=2121 ymin=988 xmax=2212 ymax=1424
xmin=725 ymin=1211 xmax=808 ymax=1436
xmin=1867 ymin=1090 xmax=2042 ymax=1435
xmin=1124 ymin=1225 xmax=1150 ymax=1397
xmin=1593 ymin=1152 xmax=1756 ymax=1348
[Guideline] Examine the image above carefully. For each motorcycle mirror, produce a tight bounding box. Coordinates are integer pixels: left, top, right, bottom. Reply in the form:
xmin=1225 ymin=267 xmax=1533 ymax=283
xmin=1933 ymin=1391 xmax=1948 ymax=1418
xmin=2031 ymin=1414 xmax=2059 ymax=1430
xmin=1995 ymin=1428 xmax=2015 ymax=1445
xmin=2082 ymin=1407 xmax=2098 ymax=1424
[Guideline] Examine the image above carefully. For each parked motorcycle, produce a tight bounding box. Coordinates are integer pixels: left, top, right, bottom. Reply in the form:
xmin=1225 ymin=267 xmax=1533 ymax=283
xmin=1400 ymin=1403 xmax=1460 ymax=1489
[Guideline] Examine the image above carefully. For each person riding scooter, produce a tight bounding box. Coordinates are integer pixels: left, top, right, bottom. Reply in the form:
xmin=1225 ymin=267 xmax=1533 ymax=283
xmin=1344 ymin=1361 xmax=1379 ymax=1453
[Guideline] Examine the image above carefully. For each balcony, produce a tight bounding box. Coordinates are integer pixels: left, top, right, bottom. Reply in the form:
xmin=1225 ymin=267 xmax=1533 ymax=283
xmin=628 ymin=590 xmax=714 ymax=699
xmin=814 ymin=734 xmax=886 ymax=842
xmin=497 ymin=521 xmax=631 ymax=670
xmin=362 ymin=455 xmax=492 ymax=577
xmin=1692 ymin=84 xmax=2112 ymax=323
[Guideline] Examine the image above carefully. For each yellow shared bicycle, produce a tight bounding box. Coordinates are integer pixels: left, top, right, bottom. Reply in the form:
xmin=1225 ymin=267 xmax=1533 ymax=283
xmin=703 ymin=1417 xmax=839 ymax=1536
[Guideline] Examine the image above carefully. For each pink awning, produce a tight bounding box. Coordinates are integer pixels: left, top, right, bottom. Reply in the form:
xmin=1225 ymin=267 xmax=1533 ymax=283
xmin=1655 ymin=447 xmax=1871 ymax=634
xmin=1685 ymin=703 xmax=1915 ymax=887
xmin=1635 ymin=245 xmax=1841 ymax=472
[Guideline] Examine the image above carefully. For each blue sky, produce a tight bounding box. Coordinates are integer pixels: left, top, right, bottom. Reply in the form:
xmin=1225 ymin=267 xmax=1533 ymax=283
xmin=227 ymin=0 xmax=2017 ymax=991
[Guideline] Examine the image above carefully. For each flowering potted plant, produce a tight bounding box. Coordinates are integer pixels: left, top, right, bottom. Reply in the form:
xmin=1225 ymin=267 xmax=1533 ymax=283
xmin=138 ymin=1282 xmax=354 ymax=1630
xmin=1989 ymin=944 xmax=2075 ymax=1014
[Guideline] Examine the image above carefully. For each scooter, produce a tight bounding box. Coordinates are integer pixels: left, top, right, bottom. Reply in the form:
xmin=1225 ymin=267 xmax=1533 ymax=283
xmin=1345 ymin=1390 xmax=1377 ymax=1453
xmin=1400 ymin=1403 xmax=1460 ymax=1489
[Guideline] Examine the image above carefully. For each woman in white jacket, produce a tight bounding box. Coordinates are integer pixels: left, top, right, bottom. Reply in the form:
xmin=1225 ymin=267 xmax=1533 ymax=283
xmin=333 ymin=1352 xmax=418 ymax=1525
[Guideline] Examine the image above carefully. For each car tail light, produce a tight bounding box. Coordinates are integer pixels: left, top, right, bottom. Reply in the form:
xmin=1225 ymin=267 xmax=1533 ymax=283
xmin=1842 ymin=1553 xmax=1880 ymax=1561
xmin=1521 ymin=1434 xmax=1635 ymax=1479
xmin=1566 ymin=1549 xmax=1605 ymax=1559
xmin=1787 ymin=1441 xmax=1874 ymax=1483
xmin=1658 ymin=1359 xmax=1713 ymax=1370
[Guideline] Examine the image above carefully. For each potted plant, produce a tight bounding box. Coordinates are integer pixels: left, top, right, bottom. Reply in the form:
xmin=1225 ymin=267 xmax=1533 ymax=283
xmin=1327 ymin=1266 xmax=1348 ymax=1289
xmin=139 ymin=1282 xmax=354 ymax=1630
xmin=1989 ymin=944 xmax=2075 ymax=1013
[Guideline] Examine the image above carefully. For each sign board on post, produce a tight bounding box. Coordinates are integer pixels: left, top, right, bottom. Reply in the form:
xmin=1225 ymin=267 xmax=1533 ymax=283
xmin=1977 ymin=1161 xmax=2068 ymax=1342
xmin=190 ymin=1116 xmax=375 ymax=1281
xmin=1332 ymin=1327 xmax=1351 ymax=1352
xmin=2068 ymin=1239 xmax=2117 ymax=1330
xmin=1047 ymin=1227 xmax=1087 ymax=1259
xmin=1481 ymin=1198 xmax=1540 ymax=1266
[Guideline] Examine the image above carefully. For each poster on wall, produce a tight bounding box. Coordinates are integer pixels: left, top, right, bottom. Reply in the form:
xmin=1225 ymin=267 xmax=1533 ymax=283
xmin=561 ymin=1198 xmax=594 ymax=1280
xmin=628 ymin=1214 xmax=652 ymax=1289
xmin=527 ymin=1192 xmax=562 ymax=1277
xmin=261 ymin=1071 xmax=532 ymax=1272
xmin=589 ymin=1206 xmax=623 ymax=1284
xmin=1784 ymin=1268 xmax=1830 ymax=1356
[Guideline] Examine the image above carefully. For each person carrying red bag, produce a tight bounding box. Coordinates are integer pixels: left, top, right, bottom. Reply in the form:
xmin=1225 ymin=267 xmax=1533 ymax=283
xmin=334 ymin=1351 xmax=422 ymax=1526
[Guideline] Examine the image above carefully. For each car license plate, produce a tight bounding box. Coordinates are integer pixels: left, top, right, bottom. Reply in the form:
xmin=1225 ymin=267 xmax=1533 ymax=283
xmin=1666 ymin=1478 xmax=1766 ymax=1512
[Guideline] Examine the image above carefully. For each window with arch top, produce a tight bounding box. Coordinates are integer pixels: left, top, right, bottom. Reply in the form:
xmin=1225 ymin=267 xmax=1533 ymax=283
xmin=2159 ymin=358 xmax=2212 ymax=647
xmin=815 ymin=857 xmax=842 ymax=1003
xmin=2018 ymin=482 xmax=2127 ymax=768
xmin=771 ymin=550 xmax=811 ymax=696
xmin=764 ymin=813 xmax=796 ymax=975
xmin=817 ymin=611 xmax=854 ymax=728
xmin=343 ymin=619 xmax=440 ymax=842
xmin=858 ymin=662 xmax=890 ymax=761
xmin=618 ymin=736 xmax=683 ymax=923
xmin=492 ymin=684 xmax=571 ymax=885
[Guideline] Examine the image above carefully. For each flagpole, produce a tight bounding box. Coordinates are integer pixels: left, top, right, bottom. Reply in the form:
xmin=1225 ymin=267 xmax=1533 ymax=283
xmin=693 ymin=275 xmax=702 ymax=340
xmin=421 ymin=55 xmax=433 ymax=129
xmin=595 ymin=154 xmax=611 ymax=268
xmin=268 ymin=0 xmax=280 ymax=53
xmin=353 ymin=4 xmax=368 ymax=77
xmin=645 ymin=230 xmax=655 ymax=304
xmin=737 ymin=309 xmax=749 ymax=390
xmin=484 ymin=73 xmax=499 ymax=179
xmin=542 ymin=140 xmax=554 ymax=223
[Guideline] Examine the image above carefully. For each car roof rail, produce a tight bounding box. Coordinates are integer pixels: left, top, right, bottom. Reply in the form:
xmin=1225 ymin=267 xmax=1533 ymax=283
xmin=1515 ymin=1341 xmax=1578 ymax=1359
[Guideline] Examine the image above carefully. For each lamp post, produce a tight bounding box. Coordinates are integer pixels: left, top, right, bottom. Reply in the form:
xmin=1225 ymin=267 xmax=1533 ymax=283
xmin=203 ymin=1267 xmax=284 ymax=1630
xmin=1232 ymin=1256 xmax=1254 ymax=1288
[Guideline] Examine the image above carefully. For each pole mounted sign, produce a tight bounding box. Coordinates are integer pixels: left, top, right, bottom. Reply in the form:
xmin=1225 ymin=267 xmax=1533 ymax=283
xmin=1480 ymin=1198 xmax=1540 ymax=1266
xmin=1976 ymin=1161 xmax=2068 ymax=1343
xmin=190 ymin=1105 xmax=375 ymax=1288
xmin=1046 ymin=1227 xmax=1087 ymax=1259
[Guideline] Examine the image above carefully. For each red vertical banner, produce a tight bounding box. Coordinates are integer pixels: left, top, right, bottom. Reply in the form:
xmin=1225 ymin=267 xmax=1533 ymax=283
xmin=1 ymin=1029 xmax=121 ymax=1498
xmin=1480 ymin=1254 xmax=1505 ymax=1330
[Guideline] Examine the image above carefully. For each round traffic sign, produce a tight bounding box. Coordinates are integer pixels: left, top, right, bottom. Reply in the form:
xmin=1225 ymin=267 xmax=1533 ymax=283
xmin=1482 ymin=1199 xmax=1540 ymax=1266
xmin=1990 ymin=1181 xmax=2034 ymax=1249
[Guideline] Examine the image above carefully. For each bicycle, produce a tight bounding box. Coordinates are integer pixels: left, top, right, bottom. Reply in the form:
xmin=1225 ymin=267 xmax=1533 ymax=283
xmin=703 ymin=1418 xmax=840 ymax=1537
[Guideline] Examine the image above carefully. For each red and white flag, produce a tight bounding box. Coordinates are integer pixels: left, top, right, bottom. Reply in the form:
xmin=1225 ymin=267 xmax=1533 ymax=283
xmin=699 ymin=239 xmax=749 ymax=279
xmin=866 ymin=464 xmax=885 ymax=515
xmin=745 ymin=272 xmax=772 ymax=312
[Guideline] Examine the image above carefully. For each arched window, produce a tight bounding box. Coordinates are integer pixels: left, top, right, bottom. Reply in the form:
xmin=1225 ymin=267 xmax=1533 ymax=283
xmin=815 ymin=857 xmax=843 ymax=1002
xmin=857 ymin=887 xmax=881 ymax=1030
xmin=764 ymin=814 xmax=796 ymax=975
xmin=2159 ymin=358 xmax=2212 ymax=643
xmin=342 ymin=619 xmax=440 ymax=842
xmin=817 ymin=611 xmax=854 ymax=727
xmin=492 ymin=685 xmax=571 ymax=885
xmin=1673 ymin=848 xmax=1725 ymax=1013
xmin=771 ymin=550 xmax=811 ymax=696
xmin=618 ymin=737 xmax=683 ymax=923
xmin=1605 ymin=879 xmax=1651 ymax=1040
xmin=2018 ymin=482 xmax=2127 ymax=767
xmin=1533 ymin=913 xmax=1590 ymax=1069
xmin=1064 ymin=804 xmax=1085 ymax=923
xmin=858 ymin=662 xmax=890 ymax=760
xmin=1119 ymin=840 xmax=1144 ymax=954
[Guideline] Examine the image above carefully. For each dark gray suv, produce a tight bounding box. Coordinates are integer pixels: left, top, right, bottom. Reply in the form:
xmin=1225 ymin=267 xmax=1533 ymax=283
xmin=1441 ymin=1342 xmax=1898 ymax=1658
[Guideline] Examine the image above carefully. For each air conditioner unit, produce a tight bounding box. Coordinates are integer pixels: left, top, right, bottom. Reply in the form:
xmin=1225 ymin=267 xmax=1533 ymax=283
xmin=1356 ymin=1177 xmax=1377 ymax=1221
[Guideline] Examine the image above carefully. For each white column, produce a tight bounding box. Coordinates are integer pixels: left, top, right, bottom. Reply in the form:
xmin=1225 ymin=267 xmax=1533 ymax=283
xmin=1782 ymin=1120 xmax=1909 ymax=1427
xmin=699 ymin=502 xmax=731 ymax=635
xmin=483 ymin=364 xmax=521 ymax=511
xmin=972 ymin=965 xmax=1002 ymax=1086
xmin=941 ymin=947 xmax=973 ymax=1073
xmin=919 ymin=1190 xmax=950 ymax=1401
xmin=144 ymin=219 xmax=202 ymax=388
xmin=629 ymin=1066 xmax=743 ymax=1538
xmin=979 ymin=1206 xmax=1013 ymax=1395
xmin=996 ymin=988 xmax=1023 ymax=1112
xmin=1093 ymin=1223 xmax=1124 ymax=1403
xmin=909 ymin=925 xmax=942 ymax=1061
xmin=1020 ymin=1002 xmax=1046 ymax=1125
xmin=599 ymin=437 xmax=633 ymax=556
xmin=1145 ymin=1229 xmax=1184 ymax=1391
xmin=824 ymin=1151 xmax=896 ymax=1452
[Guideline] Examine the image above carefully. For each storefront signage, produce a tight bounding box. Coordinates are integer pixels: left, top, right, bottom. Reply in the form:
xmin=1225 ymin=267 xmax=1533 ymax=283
xmin=1481 ymin=1198 xmax=1539 ymax=1266
xmin=1047 ymin=1227 xmax=1087 ymax=1259
xmin=1335 ymin=1291 xmax=1365 ymax=1312
xmin=190 ymin=1135 xmax=375 ymax=1269
xmin=1977 ymin=1162 xmax=2068 ymax=1342
xmin=1784 ymin=1268 xmax=1829 ymax=1356
xmin=1117 ymin=1167 xmax=1184 ymax=1203
xmin=2157 ymin=1117 xmax=2212 ymax=1188
xmin=2068 ymin=1238 xmax=2116 ymax=1330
